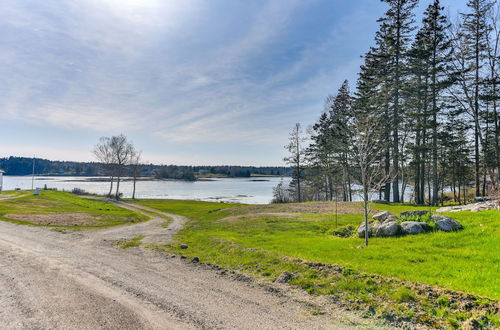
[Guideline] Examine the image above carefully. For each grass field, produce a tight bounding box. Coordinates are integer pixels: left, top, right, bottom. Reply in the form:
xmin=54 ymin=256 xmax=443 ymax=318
xmin=0 ymin=190 xmax=147 ymax=229
xmin=136 ymin=199 xmax=499 ymax=328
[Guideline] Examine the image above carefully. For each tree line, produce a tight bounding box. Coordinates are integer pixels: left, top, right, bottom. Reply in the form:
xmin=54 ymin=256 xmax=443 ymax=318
xmin=279 ymin=0 xmax=499 ymax=206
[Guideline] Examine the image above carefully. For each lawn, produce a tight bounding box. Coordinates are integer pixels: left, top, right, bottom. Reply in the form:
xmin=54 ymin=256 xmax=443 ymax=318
xmin=135 ymin=198 xmax=499 ymax=328
xmin=0 ymin=190 xmax=147 ymax=229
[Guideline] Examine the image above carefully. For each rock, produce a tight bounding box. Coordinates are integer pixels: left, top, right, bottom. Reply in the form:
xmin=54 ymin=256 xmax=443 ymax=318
xmin=357 ymin=222 xmax=372 ymax=238
xmin=372 ymin=211 xmax=392 ymax=221
xmin=275 ymin=271 xmax=294 ymax=283
xmin=400 ymin=210 xmax=429 ymax=217
xmin=192 ymin=257 xmax=199 ymax=263
xmin=433 ymin=215 xmax=463 ymax=232
xmin=373 ymin=221 xmax=401 ymax=237
xmin=400 ymin=221 xmax=430 ymax=235
xmin=385 ymin=215 xmax=399 ymax=222
xmin=436 ymin=200 xmax=500 ymax=213
xmin=372 ymin=200 xmax=389 ymax=204
xmin=180 ymin=244 xmax=188 ymax=249
xmin=474 ymin=196 xmax=493 ymax=202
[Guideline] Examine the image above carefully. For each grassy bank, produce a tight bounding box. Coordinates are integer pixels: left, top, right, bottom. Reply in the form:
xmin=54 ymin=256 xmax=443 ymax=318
xmin=136 ymin=199 xmax=499 ymax=328
xmin=0 ymin=190 xmax=147 ymax=229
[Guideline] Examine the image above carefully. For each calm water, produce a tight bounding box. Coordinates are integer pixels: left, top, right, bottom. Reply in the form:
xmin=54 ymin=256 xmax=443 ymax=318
xmin=2 ymin=176 xmax=291 ymax=204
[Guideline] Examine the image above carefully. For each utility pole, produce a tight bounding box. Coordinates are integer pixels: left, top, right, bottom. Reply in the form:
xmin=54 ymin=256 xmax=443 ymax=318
xmin=31 ymin=156 xmax=35 ymax=190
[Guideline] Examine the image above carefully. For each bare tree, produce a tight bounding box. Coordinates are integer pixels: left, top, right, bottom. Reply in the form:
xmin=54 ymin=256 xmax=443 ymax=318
xmin=109 ymin=135 xmax=134 ymax=200
xmin=93 ymin=137 xmax=115 ymax=198
xmin=130 ymin=148 xmax=142 ymax=200
xmin=349 ymin=113 xmax=391 ymax=247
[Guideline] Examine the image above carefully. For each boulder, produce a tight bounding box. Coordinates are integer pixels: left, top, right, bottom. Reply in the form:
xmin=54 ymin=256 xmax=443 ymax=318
xmin=180 ymin=244 xmax=188 ymax=249
xmin=372 ymin=211 xmax=392 ymax=222
xmin=436 ymin=200 xmax=500 ymax=212
xmin=432 ymin=215 xmax=463 ymax=232
xmin=400 ymin=210 xmax=429 ymax=217
xmin=400 ymin=221 xmax=430 ymax=235
xmin=357 ymin=222 xmax=372 ymax=238
xmin=385 ymin=215 xmax=399 ymax=222
xmin=374 ymin=221 xmax=401 ymax=237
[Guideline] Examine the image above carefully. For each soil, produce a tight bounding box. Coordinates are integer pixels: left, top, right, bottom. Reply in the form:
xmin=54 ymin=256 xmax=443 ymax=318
xmin=5 ymin=212 xmax=100 ymax=226
xmin=226 ymin=202 xmax=363 ymax=216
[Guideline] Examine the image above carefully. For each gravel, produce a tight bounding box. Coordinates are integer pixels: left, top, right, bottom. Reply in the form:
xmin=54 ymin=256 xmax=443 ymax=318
xmin=0 ymin=202 xmax=385 ymax=329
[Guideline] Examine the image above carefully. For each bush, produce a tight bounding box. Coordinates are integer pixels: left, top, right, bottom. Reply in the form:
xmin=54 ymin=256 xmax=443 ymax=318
xmin=70 ymin=187 xmax=88 ymax=195
xmin=329 ymin=225 xmax=356 ymax=238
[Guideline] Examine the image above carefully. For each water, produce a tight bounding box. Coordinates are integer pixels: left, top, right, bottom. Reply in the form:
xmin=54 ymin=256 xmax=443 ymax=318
xmin=2 ymin=176 xmax=291 ymax=204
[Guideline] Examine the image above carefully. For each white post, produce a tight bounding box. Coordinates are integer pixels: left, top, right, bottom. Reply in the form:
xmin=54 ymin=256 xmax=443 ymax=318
xmin=0 ymin=172 xmax=3 ymax=192
xmin=32 ymin=156 xmax=35 ymax=190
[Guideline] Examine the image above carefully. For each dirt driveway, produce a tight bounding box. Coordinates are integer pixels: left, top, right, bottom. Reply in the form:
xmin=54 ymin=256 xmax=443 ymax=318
xmin=0 ymin=202 xmax=384 ymax=329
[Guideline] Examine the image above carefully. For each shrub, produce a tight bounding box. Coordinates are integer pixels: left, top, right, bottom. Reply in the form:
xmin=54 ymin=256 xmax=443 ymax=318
xmin=329 ymin=225 xmax=355 ymax=238
xmin=70 ymin=187 xmax=88 ymax=195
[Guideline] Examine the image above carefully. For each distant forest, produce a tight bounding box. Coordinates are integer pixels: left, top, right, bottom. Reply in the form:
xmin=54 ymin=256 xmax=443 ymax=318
xmin=0 ymin=156 xmax=291 ymax=181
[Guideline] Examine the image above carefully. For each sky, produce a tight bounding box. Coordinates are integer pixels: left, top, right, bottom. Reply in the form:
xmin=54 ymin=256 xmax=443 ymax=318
xmin=0 ymin=0 xmax=468 ymax=166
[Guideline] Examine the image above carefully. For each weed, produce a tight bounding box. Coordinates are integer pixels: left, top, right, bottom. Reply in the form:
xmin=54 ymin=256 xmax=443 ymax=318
xmin=119 ymin=236 xmax=145 ymax=249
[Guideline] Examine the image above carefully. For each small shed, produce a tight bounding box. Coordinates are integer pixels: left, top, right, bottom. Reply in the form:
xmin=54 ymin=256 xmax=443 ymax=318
xmin=0 ymin=170 xmax=4 ymax=192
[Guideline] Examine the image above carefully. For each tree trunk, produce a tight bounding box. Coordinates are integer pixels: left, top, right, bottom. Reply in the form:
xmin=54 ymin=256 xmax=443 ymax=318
xmin=115 ymin=176 xmax=121 ymax=200
xmin=392 ymin=4 xmax=402 ymax=204
xmin=474 ymin=18 xmax=481 ymax=197
xmin=132 ymin=176 xmax=137 ymax=199
xmin=108 ymin=176 xmax=114 ymax=198
xmin=363 ymin=177 xmax=369 ymax=247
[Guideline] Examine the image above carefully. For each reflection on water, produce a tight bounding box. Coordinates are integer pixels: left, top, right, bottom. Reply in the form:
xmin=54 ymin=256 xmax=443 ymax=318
xmin=2 ymin=176 xmax=291 ymax=204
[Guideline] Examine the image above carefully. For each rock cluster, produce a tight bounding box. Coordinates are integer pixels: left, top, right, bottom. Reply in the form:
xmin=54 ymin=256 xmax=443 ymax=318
xmin=356 ymin=210 xmax=463 ymax=238
xmin=436 ymin=199 xmax=500 ymax=213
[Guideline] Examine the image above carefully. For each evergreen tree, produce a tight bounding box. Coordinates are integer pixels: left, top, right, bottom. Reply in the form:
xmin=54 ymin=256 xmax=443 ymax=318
xmin=450 ymin=0 xmax=494 ymax=197
xmin=284 ymin=123 xmax=307 ymax=202
xmin=379 ymin=0 xmax=419 ymax=202
xmin=420 ymin=0 xmax=452 ymax=205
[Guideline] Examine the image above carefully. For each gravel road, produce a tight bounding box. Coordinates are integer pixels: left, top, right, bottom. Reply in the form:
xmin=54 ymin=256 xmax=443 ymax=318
xmin=0 ymin=202 xmax=385 ymax=329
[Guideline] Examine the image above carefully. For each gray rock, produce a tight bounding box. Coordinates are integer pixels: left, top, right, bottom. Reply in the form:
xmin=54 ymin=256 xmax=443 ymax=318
xmin=432 ymin=215 xmax=463 ymax=232
xmin=385 ymin=215 xmax=399 ymax=222
xmin=357 ymin=222 xmax=372 ymax=238
xmin=372 ymin=211 xmax=392 ymax=222
xmin=400 ymin=210 xmax=429 ymax=217
xmin=275 ymin=271 xmax=294 ymax=283
xmin=374 ymin=221 xmax=401 ymax=237
xmin=180 ymin=244 xmax=188 ymax=249
xmin=436 ymin=200 xmax=500 ymax=212
xmin=400 ymin=221 xmax=430 ymax=235
xmin=372 ymin=200 xmax=389 ymax=204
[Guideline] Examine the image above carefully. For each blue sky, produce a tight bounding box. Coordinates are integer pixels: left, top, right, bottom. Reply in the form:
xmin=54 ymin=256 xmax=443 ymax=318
xmin=0 ymin=0 xmax=467 ymax=165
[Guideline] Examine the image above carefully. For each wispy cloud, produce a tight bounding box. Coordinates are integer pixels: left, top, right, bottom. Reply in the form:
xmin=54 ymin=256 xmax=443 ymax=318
xmin=0 ymin=0 xmax=467 ymax=164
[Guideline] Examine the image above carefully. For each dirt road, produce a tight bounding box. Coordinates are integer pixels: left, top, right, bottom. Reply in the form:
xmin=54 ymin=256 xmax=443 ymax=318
xmin=0 ymin=202 xmax=384 ymax=329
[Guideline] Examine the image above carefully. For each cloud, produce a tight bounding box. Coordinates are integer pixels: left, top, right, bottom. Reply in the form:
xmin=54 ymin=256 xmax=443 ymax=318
xmin=1 ymin=0 xmax=427 ymax=164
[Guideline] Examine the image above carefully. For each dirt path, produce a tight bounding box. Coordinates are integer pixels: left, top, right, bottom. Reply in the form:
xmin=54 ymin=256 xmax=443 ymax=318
xmin=0 ymin=202 xmax=386 ymax=329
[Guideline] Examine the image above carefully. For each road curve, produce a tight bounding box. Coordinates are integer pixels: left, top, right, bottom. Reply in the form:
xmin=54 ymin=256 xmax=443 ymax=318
xmin=0 ymin=202 xmax=383 ymax=329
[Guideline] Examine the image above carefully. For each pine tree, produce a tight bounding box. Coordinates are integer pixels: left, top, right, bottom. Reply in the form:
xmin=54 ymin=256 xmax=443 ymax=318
xmin=450 ymin=0 xmax=494 ymax=197
xmin=379 ymin=0 xmax=419 ymax=202
xmin=284 ymin=123 xmax=307 ymax=202
xmin=420 ymin=0 xmax=453 ymax=205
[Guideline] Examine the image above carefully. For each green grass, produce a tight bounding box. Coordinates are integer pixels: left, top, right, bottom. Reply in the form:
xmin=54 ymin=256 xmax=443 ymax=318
xmin=135 ymin=199 xmax=499 ymax=327
xmin=136 ymin=199 xmax=499 ymax=299
xmin=118 ymin=236 xmax=145 ymax=248
xmin=0 ymin=190 xmax=147 ymax=229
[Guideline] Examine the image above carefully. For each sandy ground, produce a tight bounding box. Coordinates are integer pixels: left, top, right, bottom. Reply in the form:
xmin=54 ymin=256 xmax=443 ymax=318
xmin=0 ymin=201 xmax=387 ymax=329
